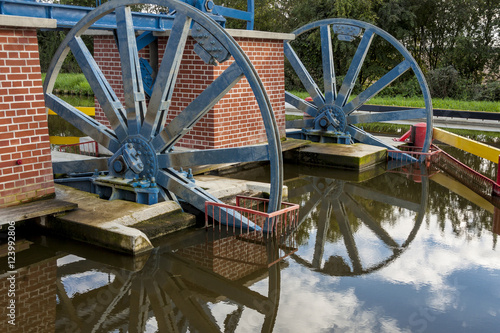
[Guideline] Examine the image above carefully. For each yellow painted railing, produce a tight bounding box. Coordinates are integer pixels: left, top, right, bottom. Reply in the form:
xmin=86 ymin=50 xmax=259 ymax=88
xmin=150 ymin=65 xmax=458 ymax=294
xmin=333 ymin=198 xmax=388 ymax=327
xmin=49 ymin=136 xmax=81 ymax=145
xmin=433 ymin=128 xmax=500 ymax=164
xmin=48 ymin=106 xmax=95 ymax=116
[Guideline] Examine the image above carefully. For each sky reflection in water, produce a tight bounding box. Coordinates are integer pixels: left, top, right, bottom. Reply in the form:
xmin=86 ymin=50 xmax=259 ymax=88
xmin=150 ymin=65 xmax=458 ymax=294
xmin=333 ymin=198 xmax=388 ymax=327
xmin=2 ymin=164 xmax=499 ymax=332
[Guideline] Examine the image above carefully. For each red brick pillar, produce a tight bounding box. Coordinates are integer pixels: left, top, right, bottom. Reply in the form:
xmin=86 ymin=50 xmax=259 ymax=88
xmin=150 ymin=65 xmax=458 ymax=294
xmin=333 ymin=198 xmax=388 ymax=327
xmin=0 ymin=16 xmax=57 ymax=208
xmin=93 ymin=29 xmax=292 ymax=149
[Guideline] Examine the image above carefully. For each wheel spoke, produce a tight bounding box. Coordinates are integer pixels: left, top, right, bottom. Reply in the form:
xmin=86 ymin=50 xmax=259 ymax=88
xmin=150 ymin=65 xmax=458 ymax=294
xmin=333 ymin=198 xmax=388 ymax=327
xmin=141 ymin=13 xmax=192 ymax=139
xmin=115 ymin=5 xmax=147 ymax=135
xmin=285 ymin=91 xmax=318 ymax=117
xmin=341 ymin=193 xmax=400 ymax=248
xmin=343 ymin=60 xmax=411 ymax=115
xmin=151 ymin=62 xmax=244 ymax=153
xmin=68 ymin=36 xmax=128 ymax=141
xmin=332 ymin=200 xmax=362 ymax=273
xmin=284 ymin=42 xmax=325 ymax=107
xmin=335 ymin=30 xmax=375 ymax=108
xmin=45 ymin=93 xmax=120 ymax=152
xmin=320 ymin=25 xmax=336 ymax=104
xmin=157 ymin=144 xmax=270 ymax=167
xmin=312 ymin=202 xmax=332 ymax=269
xmin=128 ymin=278 xmax=148 ymax=333
xmin=346 ymin=125 xmax=417 ymax=162
xmin=145 ymin=279 xmax=175 ymax=333
xmin=343 ymin=183 xmax=420 ymax=212
xmin=52 ymin=157 xmax=109 ymax=174
xmin=156 ymin=169 xmax=261 ymax=230
xmin=347 ymin=108 xmax=427 ymax=124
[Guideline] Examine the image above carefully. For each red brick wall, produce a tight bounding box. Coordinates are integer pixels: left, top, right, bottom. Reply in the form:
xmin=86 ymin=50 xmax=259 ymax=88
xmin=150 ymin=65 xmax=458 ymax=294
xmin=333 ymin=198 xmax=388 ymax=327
xmin=0 ymin=27 xmax=55 ymax=208
xmin=177 ymin=233 xmax=268 ymax=281
xmin=0 ymin=260 xmax=57 ymax=333
xmin=93 ymin=34 xmax=286 ymax=149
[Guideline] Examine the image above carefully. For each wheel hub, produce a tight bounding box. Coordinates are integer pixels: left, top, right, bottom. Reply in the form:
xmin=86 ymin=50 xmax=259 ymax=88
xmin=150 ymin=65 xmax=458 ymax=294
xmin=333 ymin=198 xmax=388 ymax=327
xmin=109 ymin=136 xmax=158 ymax=180
xmin=314 ymin=105 xmax=346 ymax=133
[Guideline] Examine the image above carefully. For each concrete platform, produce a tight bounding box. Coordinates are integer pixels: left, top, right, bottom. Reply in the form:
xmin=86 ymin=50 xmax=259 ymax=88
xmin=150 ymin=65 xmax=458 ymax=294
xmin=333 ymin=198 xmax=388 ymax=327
xmin=284 ymin=141 xmax=388 ymax=171
xmin=40 ymin=185 xmax=196 ymax=255
xmin=38 ymin=173 xmax=280 ymax=255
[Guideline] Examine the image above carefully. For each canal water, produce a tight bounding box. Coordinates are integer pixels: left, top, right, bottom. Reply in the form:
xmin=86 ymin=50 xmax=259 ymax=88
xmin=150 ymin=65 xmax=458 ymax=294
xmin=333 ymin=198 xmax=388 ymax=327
xmin=2 ymin=159 xmax=500 ymax=332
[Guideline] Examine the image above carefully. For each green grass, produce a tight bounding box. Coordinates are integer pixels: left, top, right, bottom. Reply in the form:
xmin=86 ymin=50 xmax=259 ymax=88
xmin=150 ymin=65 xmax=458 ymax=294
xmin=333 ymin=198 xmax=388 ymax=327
xmin=288 ymin=90 xmax=500 ymax=113
xmin=41 ymin=73 xmax=92 ymax=96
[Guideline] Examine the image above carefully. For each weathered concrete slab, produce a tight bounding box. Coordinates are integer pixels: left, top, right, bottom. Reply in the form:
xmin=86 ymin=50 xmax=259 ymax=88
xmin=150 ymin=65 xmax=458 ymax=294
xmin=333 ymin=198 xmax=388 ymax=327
xmin=285 ymin=142 xmax=387 ymax=171
xmin=40 ymin=185 xmax=196 ymax=255
xmin=0 ymin=199 xmax=77 ymax=225
xmin=195 ymin=175 xmax=288 ymax=200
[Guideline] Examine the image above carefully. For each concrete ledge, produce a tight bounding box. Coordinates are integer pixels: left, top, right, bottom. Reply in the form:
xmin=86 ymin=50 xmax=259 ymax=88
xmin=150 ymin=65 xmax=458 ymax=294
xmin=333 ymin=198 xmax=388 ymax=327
xmin=224 ymin=29 xmax=295 ymax=40
xmin=41 ymin=185 xmax=196 ymax=255
xmin=285 ymin=142 xmax=387 ymax=171
xmin=195 ymin=175 xmax=288 ymax=200
xmin=154 ymin=28 xmax=295 ymax=40
xmin=0 ymin=15 xmax=56 ymax=29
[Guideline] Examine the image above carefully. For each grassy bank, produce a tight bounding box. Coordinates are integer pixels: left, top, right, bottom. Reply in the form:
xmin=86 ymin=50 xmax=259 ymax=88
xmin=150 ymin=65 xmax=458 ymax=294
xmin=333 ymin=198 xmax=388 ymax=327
xmin=288 ymin=90 xmax=500 ymax=113
xmin=41 ymin=73 xmax=92 ymax=96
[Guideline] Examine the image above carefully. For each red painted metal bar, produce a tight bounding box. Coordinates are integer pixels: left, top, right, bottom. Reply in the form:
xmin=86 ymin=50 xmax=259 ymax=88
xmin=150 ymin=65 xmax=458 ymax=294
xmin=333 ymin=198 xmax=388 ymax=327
xmin=205 ymin=196 xmax=299 ymax=236
xmin=436 ymin=148 xmax=499 ymax=200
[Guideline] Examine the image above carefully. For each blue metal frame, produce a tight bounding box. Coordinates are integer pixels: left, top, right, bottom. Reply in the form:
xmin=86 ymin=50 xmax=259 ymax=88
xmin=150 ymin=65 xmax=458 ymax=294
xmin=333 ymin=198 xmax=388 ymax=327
xmin=285 ymin=19 xmax=434 ymax=157
xmin=0 ymin=0 xmax=254 ymax=30
xmin=45 ymin=0 xmax=282 ymax=230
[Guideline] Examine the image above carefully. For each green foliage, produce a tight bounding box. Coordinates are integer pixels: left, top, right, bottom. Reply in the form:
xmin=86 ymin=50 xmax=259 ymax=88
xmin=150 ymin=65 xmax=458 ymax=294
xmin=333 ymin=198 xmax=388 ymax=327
xmin=37 ymin=30 xmax=93 ymax=73
xmin=426 ymin=66 xmax=459 ymax=99
xmin=42 ymin=73 xmax=92 ymax=95
xmin=283 ymin=0 xmax=500 ymax=101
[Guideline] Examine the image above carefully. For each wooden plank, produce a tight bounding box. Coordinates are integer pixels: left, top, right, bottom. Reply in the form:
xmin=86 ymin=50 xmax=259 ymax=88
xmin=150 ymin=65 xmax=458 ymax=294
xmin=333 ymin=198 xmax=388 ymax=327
xmin=0 ymin=199 xmax=78 ymax=225
xmin=433 ymin=128 xmax=500 ymax=164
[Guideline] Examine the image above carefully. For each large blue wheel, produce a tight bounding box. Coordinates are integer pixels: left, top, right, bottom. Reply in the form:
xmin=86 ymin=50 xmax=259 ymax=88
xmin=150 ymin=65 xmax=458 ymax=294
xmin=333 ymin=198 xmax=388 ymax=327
xmin=285 ymin=19 xmax=433 ymax=153
xmin=44 ymin=0 xmax=283 ymax=229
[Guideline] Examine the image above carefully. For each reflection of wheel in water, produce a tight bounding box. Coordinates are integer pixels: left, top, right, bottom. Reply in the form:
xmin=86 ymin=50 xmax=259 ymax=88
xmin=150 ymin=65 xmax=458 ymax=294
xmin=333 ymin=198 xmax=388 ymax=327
xmin=285 ymin=18 xmax=433 ymax=153
xmin=55 ymin=233 xmax=284 ymax=332
xmin=44 ymin=0 xmax=283 ymax=224
xmin=289 ymin=171 xmax=428 ymax=276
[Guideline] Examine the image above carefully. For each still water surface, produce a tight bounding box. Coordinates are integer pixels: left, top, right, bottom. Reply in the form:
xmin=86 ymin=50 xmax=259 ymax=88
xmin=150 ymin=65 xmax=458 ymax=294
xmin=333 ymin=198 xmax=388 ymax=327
xmin=2 ymin=162 xmax=500 ymax=332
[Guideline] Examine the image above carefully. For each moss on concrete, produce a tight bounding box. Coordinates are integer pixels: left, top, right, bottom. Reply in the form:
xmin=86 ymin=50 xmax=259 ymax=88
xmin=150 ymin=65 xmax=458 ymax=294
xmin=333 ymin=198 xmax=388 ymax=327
xmin=132 ymin=210 xmax=196 ymax=239
xmin=285 ymin=142 xmax=387 ymax=171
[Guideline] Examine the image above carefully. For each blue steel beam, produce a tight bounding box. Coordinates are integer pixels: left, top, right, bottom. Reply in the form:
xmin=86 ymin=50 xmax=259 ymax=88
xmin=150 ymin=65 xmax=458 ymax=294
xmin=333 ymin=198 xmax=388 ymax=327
xmin=0 ymin=0 xmax=255 ymax=31
xmin=141 ymin=13 xmax=191 ymax=139
xmin=0 ymin=0 xmax=225 ymax=30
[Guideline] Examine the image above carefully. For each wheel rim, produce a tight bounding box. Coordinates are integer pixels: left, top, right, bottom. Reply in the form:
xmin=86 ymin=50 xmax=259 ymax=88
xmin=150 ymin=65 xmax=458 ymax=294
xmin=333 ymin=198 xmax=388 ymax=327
xmin=289 ymin=170 xmax=428 ymax=276
xmin=285 ymin=18 xmax=433 ymax=153
xmin=44 ymin=0 xmax=283 ymax=226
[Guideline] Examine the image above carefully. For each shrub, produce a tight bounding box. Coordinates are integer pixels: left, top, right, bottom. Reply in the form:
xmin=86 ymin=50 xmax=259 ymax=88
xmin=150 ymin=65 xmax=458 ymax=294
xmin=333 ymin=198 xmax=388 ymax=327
xmin=426 ymin=66 xmax=459 ymax=99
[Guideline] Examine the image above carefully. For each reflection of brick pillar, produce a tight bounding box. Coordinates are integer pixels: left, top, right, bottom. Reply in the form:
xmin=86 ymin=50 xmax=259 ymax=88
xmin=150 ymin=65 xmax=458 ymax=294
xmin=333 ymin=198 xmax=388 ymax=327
xmin=94 ymin=30 xmax=290 ymax=150
xmin=494 ymin=207 xmax=500 ymax=236
xmin=0 ymin=259 xmax=57 ymax=332
xmin=177 ymin=235 xmax=268 ymax=281
xmin=0 ymin=17 xmax=56 ymax=208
